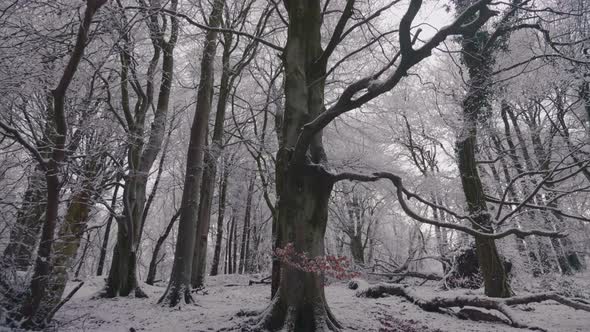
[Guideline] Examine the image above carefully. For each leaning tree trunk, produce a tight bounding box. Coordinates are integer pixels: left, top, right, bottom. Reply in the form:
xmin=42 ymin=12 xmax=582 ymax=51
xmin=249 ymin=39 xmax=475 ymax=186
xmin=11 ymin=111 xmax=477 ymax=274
xmin=35 ymin=169 xmax=97 ymax=323
xmin=159 ymin=0 xmax=224 ymax=306
xmin=457 ymin=28 xmax=511 ymax=298
xmin=15 ymin=1 xmax=107 ymax=328
xmin=146 ymin=211 xmax=180 ymax=285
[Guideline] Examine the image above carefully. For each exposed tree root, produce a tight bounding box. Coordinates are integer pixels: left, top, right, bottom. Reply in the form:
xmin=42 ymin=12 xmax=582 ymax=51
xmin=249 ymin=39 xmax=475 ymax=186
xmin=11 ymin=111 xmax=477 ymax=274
xmin=157 ymin=285 xmax=194 ymax=307
xmin=245 ymin=296 xmax=342 ymax=332
xmin=355 ymin=282 xmax=590 ymax=331
xmin=134 ymin=286 xmax=148 ymax=298
xmin=97 ymin=285 xmax=148 ymax=299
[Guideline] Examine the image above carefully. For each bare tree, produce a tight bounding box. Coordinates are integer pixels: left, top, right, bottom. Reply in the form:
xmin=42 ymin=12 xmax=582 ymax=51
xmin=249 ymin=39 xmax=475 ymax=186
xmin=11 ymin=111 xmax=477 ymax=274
xmin=102 ymin=0 xmax=179 ymax=298
xmin=158 ymin=0 xmax=225 ymax=306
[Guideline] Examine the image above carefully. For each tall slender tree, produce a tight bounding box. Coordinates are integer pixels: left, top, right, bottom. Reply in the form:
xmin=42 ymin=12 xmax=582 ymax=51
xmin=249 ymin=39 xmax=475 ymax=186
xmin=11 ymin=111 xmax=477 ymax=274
xmin=158 ymin=0 xmax=225 ymax=306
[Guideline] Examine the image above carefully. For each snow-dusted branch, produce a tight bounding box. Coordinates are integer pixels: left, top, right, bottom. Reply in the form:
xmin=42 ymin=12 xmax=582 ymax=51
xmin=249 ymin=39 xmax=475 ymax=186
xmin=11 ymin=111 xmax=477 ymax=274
xmin=0 ymin=121 xmax=47 ymax=169
xmin=125 ymin=6 xmax=284 ymax=52
xmin=292 ymin=0 xmax=496 ymax=162
xmin=325 ymin=169 xmax=566 ymax=240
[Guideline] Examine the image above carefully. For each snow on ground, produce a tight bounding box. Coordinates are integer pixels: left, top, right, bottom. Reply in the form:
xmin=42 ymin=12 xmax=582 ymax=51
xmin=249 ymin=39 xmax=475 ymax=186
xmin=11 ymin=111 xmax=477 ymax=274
xmin=51 ymin=274 xmax=590 ymax=332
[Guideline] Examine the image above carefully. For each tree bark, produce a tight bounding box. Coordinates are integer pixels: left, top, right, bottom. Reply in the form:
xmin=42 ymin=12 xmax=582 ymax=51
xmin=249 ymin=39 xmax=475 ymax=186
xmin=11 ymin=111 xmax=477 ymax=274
xmin=190 ymin=29 xmax=233 ymax=287
xmin=210 ymin=163 xmax=229 ymax=276
xmin=349 ymin=235 xmax=365 ymax=265
xmin=239 ymin=176 xmax=255 ymax=274
xmin=255 ymin=0 xmax=496 ymax=328
xmin=232 ymin=215 xmax=238 ymax=274
xmin=226 ymin=215 xmax=235 ymax=274
xmin=158 ymin=0 xmax=224 ymax=306
xmin=97 ymin=181 xmax=121 ymax=276
xmin=456 ymin=24 xmax=511 ymax=297
xmin=36 ymin=167 xmax=97 ymax=323
xmin=255 ymin=1 xmax=341 ymax=330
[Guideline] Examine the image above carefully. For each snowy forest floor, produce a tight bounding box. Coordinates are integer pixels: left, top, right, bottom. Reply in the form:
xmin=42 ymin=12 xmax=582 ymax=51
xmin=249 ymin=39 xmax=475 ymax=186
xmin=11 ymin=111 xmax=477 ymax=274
xmin=43 ymin=274 xmax=590 ymax=332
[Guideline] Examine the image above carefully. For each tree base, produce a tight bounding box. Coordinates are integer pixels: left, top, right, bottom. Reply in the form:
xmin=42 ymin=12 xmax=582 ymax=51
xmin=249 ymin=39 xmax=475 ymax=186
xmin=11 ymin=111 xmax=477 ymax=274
xmin=99 ymin=285 xmax=148 ymax=299
xmin=158 ymin=284 xmax=194 ymax=307
xmin=249 ymin=296 xmax=342 ymax=332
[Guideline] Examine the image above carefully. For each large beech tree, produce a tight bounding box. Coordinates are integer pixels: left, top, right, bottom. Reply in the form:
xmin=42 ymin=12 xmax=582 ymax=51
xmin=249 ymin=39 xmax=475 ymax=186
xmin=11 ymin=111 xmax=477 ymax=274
xmin=254 ymin=0 xmax=499 ymax=330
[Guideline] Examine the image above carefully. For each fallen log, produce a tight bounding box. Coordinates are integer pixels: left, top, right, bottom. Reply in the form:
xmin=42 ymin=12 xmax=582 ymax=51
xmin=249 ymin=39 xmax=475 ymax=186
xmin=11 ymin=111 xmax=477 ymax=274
xmin=248 ymin=276 xmax=271 ymax=286
xmin=369 ymin=271 xmax=443 ymax=282
xmin=356 ymin=283 xmax=590 ymax=331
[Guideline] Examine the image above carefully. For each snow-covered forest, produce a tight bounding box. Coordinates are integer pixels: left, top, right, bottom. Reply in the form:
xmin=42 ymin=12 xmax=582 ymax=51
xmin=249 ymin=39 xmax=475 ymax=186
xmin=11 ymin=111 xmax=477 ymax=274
xmin=1 ymin=0 xmax=589 ymax=331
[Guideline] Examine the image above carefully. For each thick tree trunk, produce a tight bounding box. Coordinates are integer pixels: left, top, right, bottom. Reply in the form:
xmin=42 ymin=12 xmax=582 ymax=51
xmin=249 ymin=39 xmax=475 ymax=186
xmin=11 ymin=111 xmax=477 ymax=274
xmin=256 ymin=1 xmax=342 ymax=329
xmin=349 ymin=235 xmax=364 ymax=265
xmin=210 ymin=165 xmax=228 ymax=276
xmin=256 ymin=172 xmax=341 ymax=331
xmin=104 ymin=174 xmax=149 ymax=297
xmin=454 ymin=11 xmax=511 ymax=297
xmin=457 ymin=120 xmax=510 ymax=297
xmin=159 ymin=0 xmax=224 ymax=306
xmin=35 ymin=175 xmax=95 ymax=323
